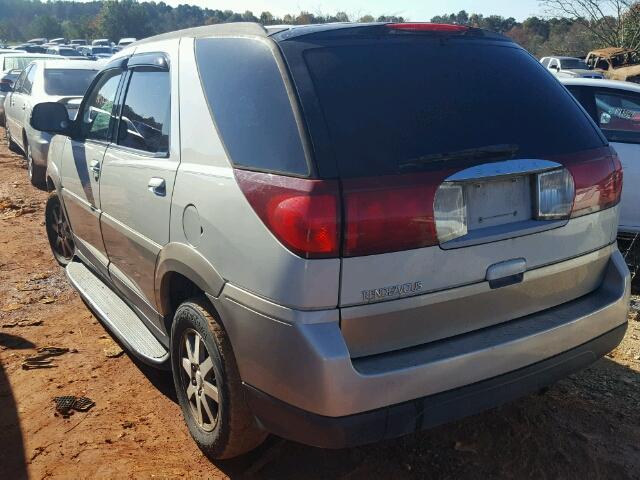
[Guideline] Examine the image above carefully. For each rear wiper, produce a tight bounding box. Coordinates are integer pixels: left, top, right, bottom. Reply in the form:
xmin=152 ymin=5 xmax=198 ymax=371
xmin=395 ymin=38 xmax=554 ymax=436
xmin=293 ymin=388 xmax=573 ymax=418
xmin=398 ymin=144 xmax=520 ymax=170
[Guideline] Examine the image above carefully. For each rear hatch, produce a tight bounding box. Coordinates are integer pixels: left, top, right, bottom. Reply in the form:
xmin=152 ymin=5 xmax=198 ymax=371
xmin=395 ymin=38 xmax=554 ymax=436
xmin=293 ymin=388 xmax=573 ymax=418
xmin=277 ymin=24 xmax=623 ymax=357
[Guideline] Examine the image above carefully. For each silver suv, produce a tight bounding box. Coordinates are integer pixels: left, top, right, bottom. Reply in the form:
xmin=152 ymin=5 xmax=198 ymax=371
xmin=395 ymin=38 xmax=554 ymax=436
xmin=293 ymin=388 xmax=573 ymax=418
xmin=31 ymin=22 xmax=630 ymax=459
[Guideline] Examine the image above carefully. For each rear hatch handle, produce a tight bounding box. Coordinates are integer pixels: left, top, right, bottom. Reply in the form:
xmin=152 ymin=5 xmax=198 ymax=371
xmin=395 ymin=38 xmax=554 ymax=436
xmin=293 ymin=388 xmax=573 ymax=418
xmin=486 ymin=258 xmax=526 ymax=289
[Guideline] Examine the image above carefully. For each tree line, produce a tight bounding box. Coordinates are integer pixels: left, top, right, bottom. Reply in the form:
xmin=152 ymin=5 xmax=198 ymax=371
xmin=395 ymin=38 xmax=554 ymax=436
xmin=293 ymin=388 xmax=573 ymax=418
xmin=1 ymin=0 xmax=639 ymax=58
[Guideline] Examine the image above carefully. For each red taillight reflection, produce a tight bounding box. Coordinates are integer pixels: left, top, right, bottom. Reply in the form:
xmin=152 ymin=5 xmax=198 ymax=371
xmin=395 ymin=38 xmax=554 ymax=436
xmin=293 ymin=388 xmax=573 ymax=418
xmin=342 ymin=173 xmax=444 ymax=257
xmin=567 ymin=149 xmax=623 ymax=217
xmin=387 ymin=23 xmax=469 ymax=32
xmin=234 ymin=169 xmax=340 ymax=258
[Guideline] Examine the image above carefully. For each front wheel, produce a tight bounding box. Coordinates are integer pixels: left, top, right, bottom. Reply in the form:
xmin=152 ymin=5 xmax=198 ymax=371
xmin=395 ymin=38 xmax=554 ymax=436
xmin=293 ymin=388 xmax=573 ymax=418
xmin=171 ymin=297 xmax=267 ymax=459
xmin=45 ymin=192 xmax=75 ymax=266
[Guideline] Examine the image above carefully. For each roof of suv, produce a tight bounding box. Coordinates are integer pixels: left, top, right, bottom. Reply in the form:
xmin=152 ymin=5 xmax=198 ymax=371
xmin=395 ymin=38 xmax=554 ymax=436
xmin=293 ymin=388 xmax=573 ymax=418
xmin=134 ymin=22 xmax=505 ymax=46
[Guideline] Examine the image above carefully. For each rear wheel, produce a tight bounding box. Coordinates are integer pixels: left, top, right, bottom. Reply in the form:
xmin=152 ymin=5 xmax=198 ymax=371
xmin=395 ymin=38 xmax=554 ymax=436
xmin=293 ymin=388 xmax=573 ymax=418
xmin=45 ymin=192 xmax=75 ymax=266
xmin=171 ymin=298 xmax=267 ymax=459
xmin=26 ymin=141 xmax=46 ymax=189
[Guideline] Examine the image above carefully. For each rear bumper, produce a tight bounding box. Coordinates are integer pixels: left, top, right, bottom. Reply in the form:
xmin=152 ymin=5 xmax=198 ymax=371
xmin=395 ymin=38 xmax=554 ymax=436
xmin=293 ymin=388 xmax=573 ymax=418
xmin=27 ymin=129 xmax=51 ymax=167
xmin=244 ymin=323 xmax=627 ymax=448
xmin=212 ymin=247 xmax=630 ymax=444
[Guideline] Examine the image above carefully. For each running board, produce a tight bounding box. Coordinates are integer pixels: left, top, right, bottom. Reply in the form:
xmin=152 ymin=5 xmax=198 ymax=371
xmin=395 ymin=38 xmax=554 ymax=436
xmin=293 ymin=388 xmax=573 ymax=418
xmin=66 ymin=261 xmax=169 ymax=366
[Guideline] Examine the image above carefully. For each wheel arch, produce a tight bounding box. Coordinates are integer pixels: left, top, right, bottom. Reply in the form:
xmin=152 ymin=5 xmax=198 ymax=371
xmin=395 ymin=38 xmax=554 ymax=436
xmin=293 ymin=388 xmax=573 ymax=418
xmin=155 ymin=242 xmax=226 ymax=318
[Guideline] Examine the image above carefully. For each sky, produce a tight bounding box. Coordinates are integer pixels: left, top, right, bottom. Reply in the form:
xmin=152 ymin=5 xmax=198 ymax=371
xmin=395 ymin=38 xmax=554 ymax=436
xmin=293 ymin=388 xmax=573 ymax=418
xmin=161 ymin=0 xmax=546 ymax=21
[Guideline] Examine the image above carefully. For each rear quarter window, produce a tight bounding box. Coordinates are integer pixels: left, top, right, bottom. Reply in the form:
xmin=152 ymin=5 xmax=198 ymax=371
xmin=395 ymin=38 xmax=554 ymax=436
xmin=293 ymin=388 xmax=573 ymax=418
xmin=195 ymin=37 xmax=309 ymax=176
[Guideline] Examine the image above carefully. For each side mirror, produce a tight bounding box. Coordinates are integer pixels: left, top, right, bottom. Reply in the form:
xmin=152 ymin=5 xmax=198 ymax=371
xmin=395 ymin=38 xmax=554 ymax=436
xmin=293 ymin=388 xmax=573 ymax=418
xmin=0 ymin=82 xmax=12 ymax=93
xmin=31 ymin=102 xmax=72 ymax=135
xmin=549 ymin=65 xmax=559 ymax=71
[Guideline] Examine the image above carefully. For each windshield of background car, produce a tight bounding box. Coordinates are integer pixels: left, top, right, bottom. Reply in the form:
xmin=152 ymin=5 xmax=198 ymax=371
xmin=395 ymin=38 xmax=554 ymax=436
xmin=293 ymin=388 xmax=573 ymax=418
xmin=44 ymin=68 xmax=97 ymax=96
xmin=562 ymin=59 xmax=586 ymax=69
xmin=287 ymin=37 xmax=604 ymax=178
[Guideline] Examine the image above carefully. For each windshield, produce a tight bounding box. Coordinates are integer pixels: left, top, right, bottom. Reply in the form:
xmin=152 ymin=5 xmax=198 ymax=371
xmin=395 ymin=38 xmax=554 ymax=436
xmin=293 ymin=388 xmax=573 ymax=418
xmin=44 ymin=68 xmax=97 ymax=96
xmin=561 ymin=58 xmax=586 ymax=69
xmin=294 ymin=39 xmax=604 ymax=178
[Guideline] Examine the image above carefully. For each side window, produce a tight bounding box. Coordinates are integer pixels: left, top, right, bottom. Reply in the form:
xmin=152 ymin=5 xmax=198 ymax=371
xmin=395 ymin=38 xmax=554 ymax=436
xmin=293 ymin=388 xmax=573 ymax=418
xmin=541 ymin=58 xmax=550 ymax=67
xmin=81 ymin=69 xmax=123 ymax=141
xmin=595 ymin=89 xmax=640 ymax=143
xmin=12 ymin=69 xmax=27 ymax=93
xmin=116 ymin=68 xmax=170 ymax=154
xmin=21 ymin=65 xmax=36 ymax=95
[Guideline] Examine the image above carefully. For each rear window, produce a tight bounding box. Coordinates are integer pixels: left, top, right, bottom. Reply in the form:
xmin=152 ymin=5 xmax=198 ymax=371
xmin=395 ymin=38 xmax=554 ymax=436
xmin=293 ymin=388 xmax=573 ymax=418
xmin=3 ymin=56 xmax=41 ymax=70
xmin=294 ymin=39 xmax=604 ymax=178
xmin=45 ymin=68 xmax=97 ymax=96
xmin=195 ymin=38 xmax=309 ymax=176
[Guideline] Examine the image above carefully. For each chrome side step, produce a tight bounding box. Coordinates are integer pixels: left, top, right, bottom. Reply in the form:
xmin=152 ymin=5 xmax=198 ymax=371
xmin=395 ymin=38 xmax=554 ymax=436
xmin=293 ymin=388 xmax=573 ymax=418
xmin=66 ymin=261 xmax=169 ymax=365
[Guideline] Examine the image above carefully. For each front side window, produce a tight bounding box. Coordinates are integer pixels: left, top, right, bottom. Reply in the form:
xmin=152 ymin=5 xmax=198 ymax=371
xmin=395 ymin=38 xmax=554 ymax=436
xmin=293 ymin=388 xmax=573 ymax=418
xmin=595 ymin=89 xmax=640 ymax=142
xmin=81 ymin=69 xmax=123 ymax=141
xmin=117 ymin=68 xmax=170 ymax=153
xmin=12 ymin=68 xmax=27 ymax=92
xmin=21 ymin=64 xmax=36 ymax=94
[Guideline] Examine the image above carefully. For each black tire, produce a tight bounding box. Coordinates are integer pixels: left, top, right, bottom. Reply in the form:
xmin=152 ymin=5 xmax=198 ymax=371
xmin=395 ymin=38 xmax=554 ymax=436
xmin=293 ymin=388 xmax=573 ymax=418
xmin=45 ymin=192 xmax=75 ymax=266
xmin=171 ymin=297 xmax=267 ymax=459
xmin=26 ymin=140 xmax=46 ymax=189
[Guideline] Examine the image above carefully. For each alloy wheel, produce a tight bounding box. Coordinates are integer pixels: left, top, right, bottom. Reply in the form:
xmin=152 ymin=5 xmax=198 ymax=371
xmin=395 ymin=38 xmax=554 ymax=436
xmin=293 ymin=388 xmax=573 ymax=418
xmin=49 ymin=201 xmax=74 ymax=260
xmin=179 ymin=328 xmax=220 ymax=432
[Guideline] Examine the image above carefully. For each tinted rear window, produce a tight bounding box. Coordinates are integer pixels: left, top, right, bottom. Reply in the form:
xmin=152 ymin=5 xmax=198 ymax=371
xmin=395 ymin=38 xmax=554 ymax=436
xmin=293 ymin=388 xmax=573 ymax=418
xmin=195 ymin=38 xmax=309 ymax=176
xmin=295 ymin=40 xmax=604 ymax=178
xmin=45 ymin=68 xmax=97 ymax=96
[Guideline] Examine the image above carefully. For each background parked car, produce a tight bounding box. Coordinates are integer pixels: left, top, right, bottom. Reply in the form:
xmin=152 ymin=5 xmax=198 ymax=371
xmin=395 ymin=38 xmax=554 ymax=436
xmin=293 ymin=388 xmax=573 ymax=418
xmin=77 ymin=45 xmax=113 ymax=60
xmin=92 ymin=38 xmax=111 ymax=46
xmin=45 ymin=45 xmax=85 ymax=58
xmin=117 ymin=37 xmax=137 ymax=49
xmin=0 ymin=53 xmax=60 ymax=126
xmin=26 ymin=38 xmax=47 ymax=45
xmin=13 ymin=44 xmax=46 ymax=53
xmin=49 ymin=38 xmax=67 ymax=45
xmin=561 ymin=77 xmax=640 ymax=276
xmin=70 ymin=39 xmax=88 ymax=47
xmin=4 ymin=59 xmax=99 ymax=187
xmin=540 ymin=56 xmax=604 ymax=79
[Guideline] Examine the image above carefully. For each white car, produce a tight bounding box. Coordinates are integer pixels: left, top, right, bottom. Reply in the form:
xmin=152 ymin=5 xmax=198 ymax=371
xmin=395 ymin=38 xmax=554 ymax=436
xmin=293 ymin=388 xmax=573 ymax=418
xmin=561 ymin=77 xmax=640 ymax=273
xmin=541 ymin=56 xmax=604 ymax=79
xmin=4 ymin=59 xmax=99 ymax=187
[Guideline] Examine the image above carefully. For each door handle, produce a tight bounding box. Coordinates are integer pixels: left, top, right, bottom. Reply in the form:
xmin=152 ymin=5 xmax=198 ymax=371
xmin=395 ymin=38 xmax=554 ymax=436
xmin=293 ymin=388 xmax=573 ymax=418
xmin=148 ymin=177 xmax=166 ymax=196
xmin=89 ymin=160 xmax=101 ymax=180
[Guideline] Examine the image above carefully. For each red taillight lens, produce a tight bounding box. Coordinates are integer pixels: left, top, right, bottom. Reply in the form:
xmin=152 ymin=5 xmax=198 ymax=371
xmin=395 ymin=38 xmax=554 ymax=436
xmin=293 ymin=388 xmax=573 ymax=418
xmin=235 ymin=169 xmax=340 ymax=259
xmin=342 ymin=173 xmax=442 ymax=257
xmin=567 ymin=149 xmax=623 ymax=218
xmin=387 ymin=23 xmax=469 ymax=32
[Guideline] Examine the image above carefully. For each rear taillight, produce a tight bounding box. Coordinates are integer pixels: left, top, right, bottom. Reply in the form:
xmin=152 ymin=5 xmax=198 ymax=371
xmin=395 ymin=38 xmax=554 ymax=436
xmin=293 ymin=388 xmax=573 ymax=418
xmin=567 ymin=149 xmax=623 ymax=218
xmin=342 ymin=173 xmax=442 ymax=256
xmin=235 ymin=149 xmax=622 ymax=260
xmin=387 ymin=23 xmax=470 ymax=33
xmin=234 ymin=170 xmax=340 ymax=259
